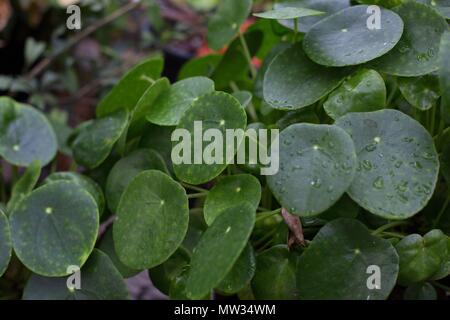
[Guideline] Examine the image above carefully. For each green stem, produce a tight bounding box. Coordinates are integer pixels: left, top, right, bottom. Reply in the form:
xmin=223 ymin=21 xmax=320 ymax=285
xmin=293 ymin=18 xmax=299 ymax=43
xmin=430 ymin=105 xmax=437 ymax=135
xmin=256 ymin=208 xmax=281 ymax=223
xmin=379 ymin=231 xmax=405 ymax=239
xmin=431 ymin=281 xmax=450 ymax=293
xmin=189 ymin=208 xmax=203 ymax=214
xmin=181 ymin=183 xmax=208 ymax=193
xmin=69 ymin=160 xmax=78 ymax=172
xmin=0 ymin=162 xmax=5 ymax=203
xmin=187 ymin=193 xmax=208 ymax=199
xmin=11 ymin=166 xmax=18 ymax=186
xmin=386 ymin=81 xmax=398 ymax=107
xmin=433 ymin=195 xmax=450 ymax=228
xmin=238 ymin=31 xmax=257 ymax=80
xmin=372 ymin=221 xmax=408 ymax=236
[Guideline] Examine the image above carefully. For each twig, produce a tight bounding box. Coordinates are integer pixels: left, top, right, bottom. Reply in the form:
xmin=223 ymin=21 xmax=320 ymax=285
xmin=25 ymin=1 xmax=142 ymax=80
xmin=281 ymin=208 xmax=305 ymax=248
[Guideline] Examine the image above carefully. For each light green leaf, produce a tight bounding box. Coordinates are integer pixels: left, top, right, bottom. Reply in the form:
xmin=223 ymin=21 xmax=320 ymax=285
xmin=0 ymin=97 xmax=57 ymax=167
xmin=7 ymin=160 xmax=41 ymax=213
xmin=371 ymin=2 xmax=449 ymax=76
xmin=96 ymin=55 xmax=163 ymax=117
xmin=253 ymin=7 xmax=323 ymax=20
xmin=267 ymin=123 xmax=357 ymax=216
xmin=178 ymin=55 xmax=222 ymax=80
xmin=303 ymin=5 xmax=403 ymax=67
xmin=324 ymin=69 xmax=386 ymax=119
xmin=398 ymin=75 xmax=440 ymax=111
xmin=23 ymin=250 xmax=129 ymax=300
xmin=204 ymin=174 xmax=261 ymax=225
xmin=336 ymin=110 xmax=439 ymax=220
xmin=146 ymin=77 xmax=215 ymax=126
xmin=113 ymin=170 xmax=189 ymax=269
xmin=263 ymin=44 xmax=350 ymax=110
xmin=186 ymin=203 xmax=255 ymax=299
xmin=72 ymin=109 xmax=129 ymax=169
xmin=297 ymin=218 xmax=399 ymax=300
xmin=274 ymin=0 xmax=350 ymax=33
xmin=207 ymin=0 xmax=253 ymax=51
xmin=396 ymin=230 xmax=447 ymax=285
xmin=10 ymin=181 xmax=99 ymax=276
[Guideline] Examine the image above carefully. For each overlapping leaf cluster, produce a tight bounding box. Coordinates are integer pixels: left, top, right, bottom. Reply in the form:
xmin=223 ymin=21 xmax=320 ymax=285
xmin=1 ymin=0 xmax=450 ymax=300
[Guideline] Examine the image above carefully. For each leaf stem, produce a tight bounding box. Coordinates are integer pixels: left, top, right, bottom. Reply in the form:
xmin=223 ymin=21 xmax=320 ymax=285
xmin=181 ymin=183 xmax=209 ymax=193
xmin=433 ymin=195 xmax=450 ymax=228
xmin=187 ymin=192 xmax=208 ymax=199
xmin=386 ymin=81 xmax=398 ymax=107
xmin=238 ymin=31 xmax=257 ymax=80
xmin=379 ymin=231 xmax=405 ymax=239
xmin=293 ymin=18 xmax=299 ymax=43
xmin=256 ymin=208 xmax=281 ymax=223
xmin=430 ymin=104 xmax=437 ymax=135
xmin=372 ymin=221 xmax=408 ymax=236
xmin=431 ymin=281 xmax=450 ymax=292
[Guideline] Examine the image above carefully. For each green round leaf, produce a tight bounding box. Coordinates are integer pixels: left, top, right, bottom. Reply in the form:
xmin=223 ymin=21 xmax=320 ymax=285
xmin=146 ymin=77 xmax=215 ymax=126
xmin=113 ymin=170 xmax=189 ymax=269
xmin=173 ymin=92 xmax=247 ymax=185
xmin=23 ymin=249 xmax=129 ymax=300
xmin=371 ymin=2 xmax=449 ymax=77
xmin=216 ymin=244 xmax=256 ymax=295
xmin=303 ymin=5 xmax=403 ymax=67
xmin=274 ymin=0 xmax=350 ymax=33
xmin=431 ymin=236 xmax=450 ymax=280
xmin=207 ymin=0 xmax=252 ymax=51
xmin=398 ymin=75 xmax=440 ymax=110
xmin=98 ymin=228 xmax=140 ymax=278
xmin=324 ymin=69 xmax=386 ymax=120
xmin=0 ymin=209 xmax=12 ymax=277
xmin=251 ymin=245 xmax=300 ymax=299
xmin=254 ymin=7 xmax=324 ymax=20
xmin=10 ymin=181 xmax=99 ymax=276
xmin=267 ymin=123 xmax=357 ymax=217
xmin=204 ymin=174 xmax=261 ymax=225
xmin=336 ymin=109 xmax=439 ymax=220
xmin=96 ymin=55 xmax=163 ymax=117
xmin=148 ymin=247 xmax=191 ymax=295
xmin=263 ymin=44 xmax=350 ymax=110
xmin=45 ymin=172 xmax=105 ymax=217
xmin=0 ymin=97 xmax=57 ymax=167
xmin=297 ymin=218 xmax=399 ymax=300
xmin=178 ymin=54 xmax=222 ymax=80
xmin=186 ymin=203 xmax=255 ymax=299
xmin=105 ymin=148 xmax=168 ymax=213
xmin=139 ymin=124 xmax=174 ymax=171
xmin=72 ymin=109 xmax=129 ymax=169
xmin=404 ymin=282 xmax=437 ymax=300
xmin=396 ymin=230 xmax=447 ymax=285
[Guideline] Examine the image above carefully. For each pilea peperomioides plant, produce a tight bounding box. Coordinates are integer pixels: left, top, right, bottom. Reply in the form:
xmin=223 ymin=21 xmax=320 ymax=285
xmin=1 ymin=0 xmax=450 ymax=300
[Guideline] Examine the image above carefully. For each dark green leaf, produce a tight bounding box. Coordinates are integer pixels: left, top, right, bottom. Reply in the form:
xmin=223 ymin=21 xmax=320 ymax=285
xmin=113 ymin=170 xmax=189 ymax=269
xmin=254 ymin=7 xmax=323 ymax=20
xmin=0 ymin=209 xmax=12 ymax=277
xmin=263 ymin=44 xmax=350 ymax=110
xmin=371 ymin=2 xmax=449 ymax=76
xmin=440 ymin=32 xmax=450 ymax=124
xmin=398 ymin=75 xmax=440 ymax=111
xmin=267 ymin=123 xmax=357 ymax=216
xmin=186 ymin=203 xmax=255 ymax=299
xmin=72 ymin=109 xmax=129 ymax=169
xmin=0 ymin=97 xmax=57 ymax=167
xmin=106 ymin=149 xmax=167 ymax=213
xmin=178 ymin=55 xmax=222 ymax=80
xmin=297 ymin=218 xmax=399 ymax=299
xmin=303 ymin=5 xmax=403 ymax=67
xmin=10 ymin=181 xmax=99 ymax=276
xmin=404 ymin=282 xmax=437 ymax=300
xmin=336 ymin=110 xmax=439 ymax=219
xmin=23 ymin=250 xmax=129 ymax=300
xmin=204 ymin=174 xmax=261 ymax=225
